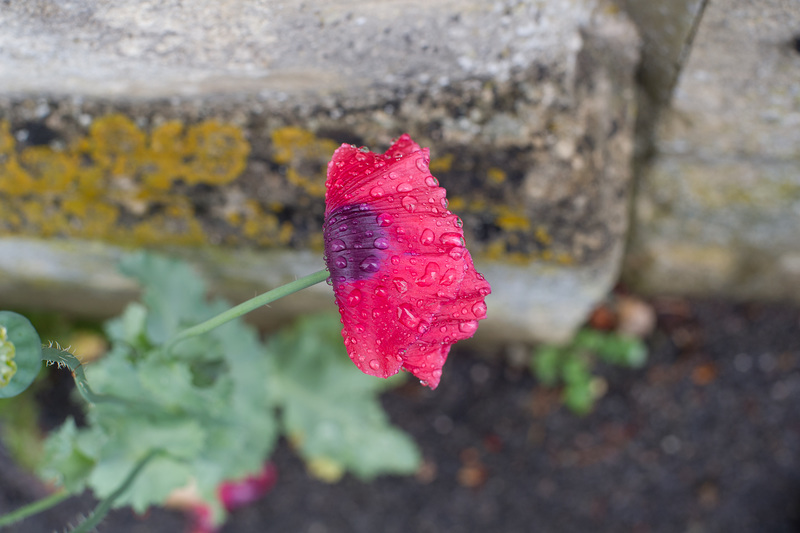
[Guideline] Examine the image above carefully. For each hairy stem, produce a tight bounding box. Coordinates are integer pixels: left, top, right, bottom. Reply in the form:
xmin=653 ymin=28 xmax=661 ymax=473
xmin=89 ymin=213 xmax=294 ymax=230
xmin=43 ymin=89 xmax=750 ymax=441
xmin=0 ymin=490 xmax=70 ymax=528
xmin=41 ymin=347 xmax=118 ymax=405
xmin=165 ymin=269 xmax=329 ymax=353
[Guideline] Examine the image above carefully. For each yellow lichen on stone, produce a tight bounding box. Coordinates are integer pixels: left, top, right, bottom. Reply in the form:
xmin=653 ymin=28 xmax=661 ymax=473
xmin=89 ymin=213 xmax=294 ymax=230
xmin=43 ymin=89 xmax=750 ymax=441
xmin=0 ymin=114 xmax=255 ymax=247
xmin=429 ymin=153 xmax=454 ymax=173
xmin=143 ymin=120 xmax=189 ymax=190
xmin=485 ymin=240 xmax=508 ymax=261
xmin=278 ymin=221 xmax=294 ymax=245
xmin=18 ymin=147 xmax=77 ymax=194
xmin=184 ymin=120 xmax=250 ymax=185
xmin=494 ymin=206 xmax=531 ymax=232
xmin=534 ymin=226 xmax=553 ymax=246
xmin=308 ymin=231 xmax=324 ymax=251
xmin=63 ymin=200 xmax=120 ymax=240
xmin=86 ymin=114 xmax=148 ymax=177
xmin=270 ymin=126 xmax=337 ymax=197
xmin=241 ymin=199 xmax=280 ymax=247
xmin=0 ymin=121 xmax=35 ymax=196
xmin=556 ymin=252 xmax=574 ymax=265
xmin=0 ymin=198 xmax=22 ymax=229
xmin=130 ymin=200 xmax=206 ymax=246
xmin=448 ymin=196 xmax=466 ymax=211
xmin=487 ymin=167 xmax=506 ymax=184
xmin=469 ymin=197 xmax=487 ymax=211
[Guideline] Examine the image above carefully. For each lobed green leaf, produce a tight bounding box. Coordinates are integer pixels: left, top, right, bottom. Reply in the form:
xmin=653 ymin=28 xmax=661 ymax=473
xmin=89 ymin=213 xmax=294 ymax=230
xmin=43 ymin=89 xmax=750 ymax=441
xmin=270 ymin=314 xmax=420 ymax=480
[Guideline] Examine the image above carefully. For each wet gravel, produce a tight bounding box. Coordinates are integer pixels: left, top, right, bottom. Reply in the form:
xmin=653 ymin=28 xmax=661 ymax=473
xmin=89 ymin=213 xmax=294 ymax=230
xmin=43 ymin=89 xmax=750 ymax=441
xmin=1 ymin=298 xmax=799 ymax=533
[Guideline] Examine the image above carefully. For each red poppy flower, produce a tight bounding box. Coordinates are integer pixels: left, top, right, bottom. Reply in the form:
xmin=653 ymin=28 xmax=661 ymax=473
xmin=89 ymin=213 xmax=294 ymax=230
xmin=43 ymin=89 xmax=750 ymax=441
xmin=323 ymin=134 xmax=491 ymax=389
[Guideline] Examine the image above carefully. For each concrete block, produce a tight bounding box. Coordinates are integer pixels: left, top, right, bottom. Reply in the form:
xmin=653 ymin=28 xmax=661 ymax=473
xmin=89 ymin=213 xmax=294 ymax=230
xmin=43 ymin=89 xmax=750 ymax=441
xmin=0 ymin=0 xmax=641 ymax=343
xmin=625 ymin=0 xmax=800 ymax=300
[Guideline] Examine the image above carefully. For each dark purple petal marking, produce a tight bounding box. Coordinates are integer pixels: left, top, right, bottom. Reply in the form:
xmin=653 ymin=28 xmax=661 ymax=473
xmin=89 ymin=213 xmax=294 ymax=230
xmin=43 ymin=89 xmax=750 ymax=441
xmin=324 ymin=204 xmax=389 ymax=282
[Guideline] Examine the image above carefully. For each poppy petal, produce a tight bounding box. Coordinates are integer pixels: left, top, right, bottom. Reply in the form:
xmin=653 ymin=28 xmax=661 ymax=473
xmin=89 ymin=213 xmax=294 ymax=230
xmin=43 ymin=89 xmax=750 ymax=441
xmin=324 ymin=134 xmax=490 ymax=388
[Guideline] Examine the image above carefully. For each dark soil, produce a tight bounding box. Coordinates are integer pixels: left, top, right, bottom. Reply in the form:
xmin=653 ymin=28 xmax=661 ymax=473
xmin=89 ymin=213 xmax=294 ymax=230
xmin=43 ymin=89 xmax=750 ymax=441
xmin=2 ymin=298 xmax=799 ymax=533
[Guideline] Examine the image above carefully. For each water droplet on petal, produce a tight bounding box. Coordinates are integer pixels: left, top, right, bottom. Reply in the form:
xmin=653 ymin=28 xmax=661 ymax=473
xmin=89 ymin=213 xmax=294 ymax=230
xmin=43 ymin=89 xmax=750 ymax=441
xmin=401 ymin=196 xmax=417 ymax=212
xmin=370 ymin=186 xmax=385 ymax=198
xmin=440 ymin=232 xmax=464 ymax=247
xmin=391 ymin=256 xmax=400 ymax=265
xmin=397 ymin=304 xmax=420 ymax=330
xmin=449 ymin=248 xmax=464 ymax=260
xmin=425 ymin=175 xmax=439 ymax=187
xmin=376 ymin=213 xmax=393 ymax=227
xmin=393 ymin=278 xmax=409 ymax=293
xmin=416 ymin=262 xmax=441 ymax=287
xmin=472 ymin=302 xmax=488 ymax=318
xmin=420 ymin=228 xmax=435 ymax=245
xmin=454 ymin=216 xmax=464 ymax=228
xmin=375 ymin=286 xmax=389 ymax=298
xmin=397 ymin=182 xmax=413 ymax=193
xmin=369 ymin=359 xmax=381 ymax=370
xmin=359 ymin=256 xmax=380 ymax=273
xmin=334 ymin=257 xmax=348 ymax=268
xmin=418 ymin=320 xmax=431 ymax=334
xmin=415 ymin=157 xmax=428 ymax=172
xmin=458 ymin=320 xmax=479 ymax=334
xmin=374 ymin=237 xmax=390 ymax=249
xmin=440 ymin=268 xmax=458 ymax=285
xmin=388 ymin=172 xmax=398 ymax=179
xmin=347 ymin=289 xmax=362 ymax=307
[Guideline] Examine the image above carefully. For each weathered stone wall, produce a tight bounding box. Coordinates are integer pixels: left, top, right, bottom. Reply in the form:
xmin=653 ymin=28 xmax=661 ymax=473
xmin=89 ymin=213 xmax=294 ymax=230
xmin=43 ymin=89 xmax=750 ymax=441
xmin=11 ymin=0 xmax=790 ymax=343
xmin=0 ymin=0 xmax=788 ymax=340
xmin=624 ymin=0 xmax=800 ymax=300
xmin=0 ymin=0 xmax=642 ymax=343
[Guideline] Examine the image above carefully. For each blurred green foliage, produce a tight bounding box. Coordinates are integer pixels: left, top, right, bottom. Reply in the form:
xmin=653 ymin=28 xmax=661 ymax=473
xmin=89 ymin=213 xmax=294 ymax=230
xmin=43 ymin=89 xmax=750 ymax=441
xmin=29 ymin=253 xmax=419 ymax=523
xmin=531 ymin=329 xmax=647 ymax=415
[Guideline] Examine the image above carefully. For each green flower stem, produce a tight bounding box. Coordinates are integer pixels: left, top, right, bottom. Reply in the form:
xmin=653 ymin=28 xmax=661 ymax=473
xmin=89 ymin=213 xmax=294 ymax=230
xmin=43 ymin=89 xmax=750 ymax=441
xmin=165 ymin=269 xmax=329 ymax=353
xmin=42 ymin=347 xmax=115 ymax=405
xmin=71 ymin=449 xmax=162 ymax=533
xmin=0 ymin=490 xmax=70 ymax=528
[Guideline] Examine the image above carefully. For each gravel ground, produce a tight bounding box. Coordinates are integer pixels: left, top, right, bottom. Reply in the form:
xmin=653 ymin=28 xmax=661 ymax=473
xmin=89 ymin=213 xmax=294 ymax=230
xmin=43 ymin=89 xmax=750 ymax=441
xmin=1 ymin=298 xmax=799 ymax=533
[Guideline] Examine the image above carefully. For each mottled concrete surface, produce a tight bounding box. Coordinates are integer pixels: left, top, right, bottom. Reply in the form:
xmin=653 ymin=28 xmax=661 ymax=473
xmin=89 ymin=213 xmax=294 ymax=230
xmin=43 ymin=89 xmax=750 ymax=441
xmin=617 ymin=0 xmax=707 ymax=153
xmin=1 ymin=0 xmax=600 ymax=99
xmin=625 ymin=0 xmax=800 ymax=300
xmin=0 ymin=1 xmax=641 ymax=343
